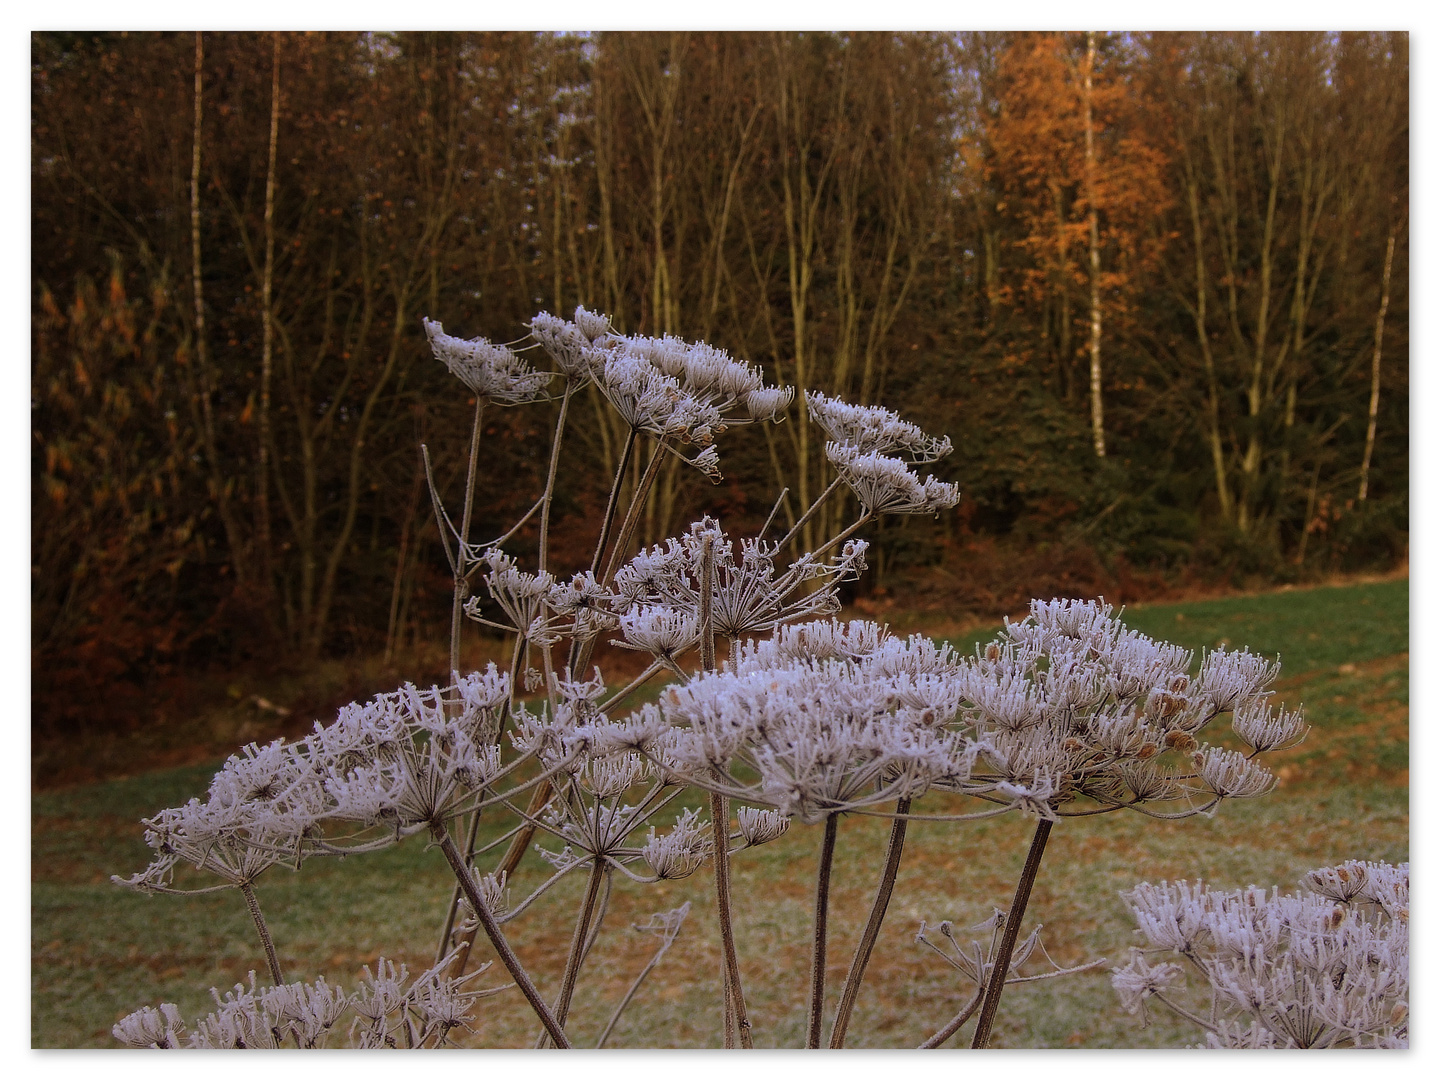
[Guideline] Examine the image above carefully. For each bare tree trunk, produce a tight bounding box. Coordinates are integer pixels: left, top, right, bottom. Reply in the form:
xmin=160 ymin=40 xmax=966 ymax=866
xmin=257 ymin=33 xmax=281 ymax=597
xmin=774 ymin=36 xmax=844 ymax=555
xmin=386 ymin=439 xmax=426 ymax=663
xmin=1236 ymin=98 xmax=1286 ymax=534
xmin=1083 ymin=31 xmax=1106 ymax=458
xmin=1358 ymin=228 xmax=1396 ymax=502
xmin=190 ymin=32 xmax=247 ymax=586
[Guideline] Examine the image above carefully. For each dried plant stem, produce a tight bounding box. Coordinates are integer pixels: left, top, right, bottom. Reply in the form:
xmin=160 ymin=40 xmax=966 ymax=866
xmin=446 ymin=774 xmax=558 ymax=975
xmin=810 ymin=510 xmax=872 ymax=561
xmin=596 ymin=911 xmax=684 ymax=1049
xmin=778 ymin=474 xmax=844 ymax=550
xmin=601 ymin=437 xmax=669 ymax=585
xmin=579 ymin=866 xmax=613 ymax=963
xmin=1150 ymin=991 xmax=1221 ymax=1034
xmin=491 ymin=779 xmax=553 ymax=878
xmin=421 ymin=444 xmax=457 ymax=572
xmin=570 ymin=436 xmax=670 ymax=677
xmin=710 ymin=791 xmax=752 ymax=1048
xmin=807 ymin=812 xmax=840 ymax=1048
xmin=537 ymin=382 xmax=574 ymax=574
xmin=239 ymin=881 xmax=284 ymax=986
xmin=449 ymin=399 xmax=487 ymax=676
xmin=436 ymin=633 xmax=527 ymax=971
xmin=588 ymin=427 xmax=638 ymax=576
xmin=600 ymin=659 xmax=667 ymax=712
xmin=918 ymin=985 xmax=986 ymax=1048
xmin=699 ymin=533 xmax=716 ymax=672
xmin=722 ymin=967 xmax=736 ymax=1048
xmin=537 ymin=857 xmax=607 ymax=1048
xmin=970 ymin=818 xmax=1053 ymax=1048
xmin=433 ymin=822 xmax=571 ymax=1048
xmin=829 ymin=796 xmax=909 ymax=1047
xmin=760 ymin=485 xmax=789 ymax=539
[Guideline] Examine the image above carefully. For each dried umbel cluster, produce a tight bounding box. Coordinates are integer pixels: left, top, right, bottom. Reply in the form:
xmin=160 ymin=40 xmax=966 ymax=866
xmin=112 ymin=309 xmax=1315 ymax=1050
xmin=953 ymin=597 xmax=1304 ymax=819
xmin=1113 ymin=860 xmax=1409 ymax=1048
xmin=114 ymin=958 xmax=502 ymax=1049
xmin=115 ymin=668 xmax=525 ymax=896
xmin=598 ymin=597 xmax=1300 ymax=826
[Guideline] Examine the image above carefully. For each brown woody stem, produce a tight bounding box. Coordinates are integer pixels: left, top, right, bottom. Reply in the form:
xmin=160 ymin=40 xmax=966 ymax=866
xmin=807 ymin=812 xmax=839 ymax=1048
xmin=919 ymin=985 xmax=986 ymax=1048
xmin=829 ymin=796 xmax=909 ymax=1047
xmin=710 ymin=791 xmax=752 ymax=1048
xmin=970 ymin=818 xmax=1053 ymax=1048
xmin=434 ymin=822 xmax=571 ymax=1048
xmin=537 ymin=856 xmax=606 ymax=1048
xmin=240 ymin=881 xmax=284 ymax=986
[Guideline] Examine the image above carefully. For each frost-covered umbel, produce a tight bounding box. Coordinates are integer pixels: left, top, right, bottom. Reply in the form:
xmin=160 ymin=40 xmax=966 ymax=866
xmin=115 ymin=955 xmax=503 ymax=1049
xmin=540 ymin=322 xmax=796 ymax=480
xmin=1113 ymin=861 xmax=1408 ymax=1048
xmin=424 ymin=319 xmax=552 ymax=405
xmin=621 ymin=628 xmax=971 ymax=822
xmin=806 ymin=390 xmax=953 ymax=463
xmin=113 ymin=666 xmax=539 ymax=894
xmin=597 ymin=598 xmax=1300 ymax=826
xmin=948 ymin=598 xmax=1302 ymax=820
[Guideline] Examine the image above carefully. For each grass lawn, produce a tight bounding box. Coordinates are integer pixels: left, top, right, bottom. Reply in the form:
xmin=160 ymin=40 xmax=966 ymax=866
xmin=32 ymin=579 xmax=1408 ymax=1048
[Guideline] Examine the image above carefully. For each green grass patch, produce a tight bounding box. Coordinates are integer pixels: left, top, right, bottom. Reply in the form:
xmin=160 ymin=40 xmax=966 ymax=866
xmin=33 ymin=580 xmax=1408 ymax=1047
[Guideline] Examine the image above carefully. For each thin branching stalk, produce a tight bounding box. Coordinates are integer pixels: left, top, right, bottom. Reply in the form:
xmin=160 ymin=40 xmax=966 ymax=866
xmin=760 ymin=486 xmax=789 ymax=539
xmin=570 ymin=436 xmax=671 ymax=678
xmin=600 ymin=437 xmax=669 ymax=585
xmin=699 ymin=532 xmax=716 ymax=673
xmin=697 ymin=536 xmax=751 ymax=1045
xmin=421 ymin=444 xmax=458 ymax=574
xmin=437 ymin=631 xmax=527 ymax=971
xmin=433 ymin=821 xmax=571 ymax=1048
xmin=970 ymin=819 xmax=1053 ymax=1048
xmin=449 ymin=400 xmax=486 ymax=676
xmin=595 ymin=908 xmax=685 ymax=1049
xmin=918 ymin=986 xmax=986 ymax=1048
xmin=1150 ymin=991 xmax=1221 ymax=1034
xmin=537 ymin=382 xmax=575 ymax=574
xmin=779 ymin=474 xmax=844 ymax=550
xmin=810 ymin=510 xmax=873 ymax=560
xmin=537 ymin=857 xmax=607 ymax=1048
xmin=239 ymin=881 xmax=284 ymax=986
xmin=481 ymin=492 xmax=546 ymax=552
xmin=829 ymin=796 xmax=909 ymax=1047
xmin=494 ymin=784 xmax=551 ymax=872
xmin=579 ymin=867 xmax=613 ymax=964
xmin=588 ymin=427 xmax=638 ymax=576
xmin=807 ymin=812 xmax=840 ymax=1048
xmin=710 ymin=791 xmax=752 ymax=1048
xmin=600 ymin=659 xmax=668 ymax=712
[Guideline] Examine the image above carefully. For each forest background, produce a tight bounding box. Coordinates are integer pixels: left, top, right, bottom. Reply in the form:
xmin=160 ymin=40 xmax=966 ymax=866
xmin=30 ymin=31 xmax=1409 ymax=773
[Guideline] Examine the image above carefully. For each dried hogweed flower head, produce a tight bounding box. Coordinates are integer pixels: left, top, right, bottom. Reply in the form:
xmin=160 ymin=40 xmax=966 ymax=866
xmin=529 ymin=307 xmax=614 ymax=381
xmin=937 ymin=597 xmax=1298 ymax=821
xmin=806 ymin=389 xmax=953 ymax=463
xmin=1114 ymin=861 xmax=1409 ymax=1048
xmin=424 ymin=318 xmax=552 ymax=404
xmin=826 ymin=442 xmax=961 ymax=517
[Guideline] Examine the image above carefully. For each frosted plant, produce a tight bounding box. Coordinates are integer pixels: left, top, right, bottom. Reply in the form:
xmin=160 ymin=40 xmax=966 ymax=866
xmin=112 ymin=309 xmax=1327 ymax=1051
xmin=913 ymin=911 xmax=1108 ymax=1047
xmin=826 ymin=442 xmax=962 ymax=519
xmin=805 ymin=389 xmax=953 ymax=462
xmin=113 ymin=1003 xmax=186 ymax=1049
xmin=116 ymin=955 xmax=505 ymax=1049
xmin=1114 ymin=861 xmax=1408 ymax=1048
xmin=423 ymin=319 xmax=553 ymax=405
